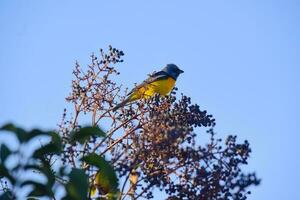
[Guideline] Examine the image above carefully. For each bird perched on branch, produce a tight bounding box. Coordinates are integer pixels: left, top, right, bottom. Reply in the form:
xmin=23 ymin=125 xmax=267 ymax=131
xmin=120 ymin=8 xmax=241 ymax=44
xmin=113 ymin=64 xmax=184 ymax=111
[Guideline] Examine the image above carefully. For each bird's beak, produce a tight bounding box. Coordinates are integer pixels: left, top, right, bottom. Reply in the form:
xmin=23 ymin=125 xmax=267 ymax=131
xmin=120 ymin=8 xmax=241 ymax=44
xmin=179 ymin=69 xmax=184 ymax=73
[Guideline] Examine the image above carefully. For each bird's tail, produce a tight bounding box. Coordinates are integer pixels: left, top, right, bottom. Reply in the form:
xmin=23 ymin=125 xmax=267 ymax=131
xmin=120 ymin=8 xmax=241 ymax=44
xmin=112 ymin=97 xmax=131 ymax=112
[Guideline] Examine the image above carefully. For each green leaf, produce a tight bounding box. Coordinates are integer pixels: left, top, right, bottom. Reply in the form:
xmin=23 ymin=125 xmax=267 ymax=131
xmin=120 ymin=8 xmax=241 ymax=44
xmin=1 ymin=123 xmax=61 ymax=144
xmin=50 ymin=131 xmax=62 ymax=147
xmin=0 ymin=165 xmax=16 ymax=185
xmin=25 ymin=129 xmax=53 ymax=141
xmin=107 ymin=192 xmax=120 ymax=200
xmin=24 ymin=163 xmax=56 ymax=188
xmin=64 ymin=168 xmax=88 ymax=200
xmin=41 ymin=164 xmax=56 ymax=188
xmin=27 ymin=129 xmax=49 ymax=140
xmin=32 ymin=142 xmax=61 ymax=159
xmin=32 ymin=132 xmax=62 ymax=159
xmin=22 ymin=181 xmax=54 ymax=198
xmin=0 ymin=191 xmax=14 ymax=200
xmin=71 ymin=126 xmax=106 ymax=144
xmin=0 ymin=144 xmax=11 ymax=163
xmin=0 ymin=123 xmax=27 ymax=143
xmin=82 ymin=153 xmax=118 ymax=194
xmin=23 ymin=164 xmax=41 ymax=171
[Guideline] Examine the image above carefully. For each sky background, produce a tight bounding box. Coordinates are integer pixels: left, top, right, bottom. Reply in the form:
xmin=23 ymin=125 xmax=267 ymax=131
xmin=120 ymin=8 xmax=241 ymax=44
xmin=0 ymin=0 xmax=299 ymax=199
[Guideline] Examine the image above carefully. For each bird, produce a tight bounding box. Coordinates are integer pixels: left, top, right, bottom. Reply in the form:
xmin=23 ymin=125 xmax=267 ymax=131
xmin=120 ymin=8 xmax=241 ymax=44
xmin=113 ymin=64 xmax=184 ymax=111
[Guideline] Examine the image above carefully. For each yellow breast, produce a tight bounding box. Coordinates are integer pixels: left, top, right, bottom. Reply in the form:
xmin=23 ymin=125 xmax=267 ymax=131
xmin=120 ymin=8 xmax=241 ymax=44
xmin=149 ymin=77 xmax=176 ymax=95
xmin=130 ymin=77 xmax=176 ymax=101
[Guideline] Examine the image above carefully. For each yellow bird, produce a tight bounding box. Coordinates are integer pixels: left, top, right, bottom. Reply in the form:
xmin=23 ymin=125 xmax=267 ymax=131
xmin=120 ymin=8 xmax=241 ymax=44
xmin=113 ymin=64 xmax=184 ymax=111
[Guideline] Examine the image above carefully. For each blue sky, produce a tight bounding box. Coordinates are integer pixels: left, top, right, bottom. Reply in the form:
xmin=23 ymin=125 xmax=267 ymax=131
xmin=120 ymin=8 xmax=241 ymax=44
xmin=0 ymin=0 xmax=299 ymax=199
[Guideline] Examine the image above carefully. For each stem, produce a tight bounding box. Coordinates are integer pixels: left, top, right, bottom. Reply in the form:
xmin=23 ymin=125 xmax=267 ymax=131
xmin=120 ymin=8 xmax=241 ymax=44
xmin=133 ymin=184 xmax=152 ymax=200
xmin=100 ymin=124 xmax=142 ymax=157
xmin=92 ymin=114 xmax=140 ymax=154
xmin=119 ymin=173 xmax=131 ymax=200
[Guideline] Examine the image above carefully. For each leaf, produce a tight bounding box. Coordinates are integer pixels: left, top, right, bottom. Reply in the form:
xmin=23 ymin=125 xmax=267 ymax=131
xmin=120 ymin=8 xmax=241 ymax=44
xmin=26 ymin=129 xmax=57 ymax=142
xmin=32 ymin=143 xmax=61 ymax=159
xmin=1 ymin=124 xmax=62 ymax=144
xmin=26 ymin=129 xmax=49 ymax=140
xmin=64 ymin=168 xmax=88 ymax=200
xmin=40 ymin=164 xmax=56 ymax=188
xmin=32 ymin=132 xmax=62 ymax=159
xmin=0 ymin=191 xmax=14 ymax=200
xmin=71 ymin=126 xmax=106 ymax=144
xmin=0 ymin=165 xmax=15 ymax=185
xmin=22 ymin=181 xmax=53 ymax=197
xmin=23 ymin=164 xmax=41 ymax=171
xmin=89 ymin=185 xmax=97 ymax=197
xmin=107 ymin=192 xmax=120 ymax=200
xmin=24 ymin=163 xmax=56 ymax=188
xmin=82 ymin=153 xmax=118 ymax=194
xmin=0 ymin=144 xmax=11 ymax=163
xmin=50 ymin=131 xmax=62 ymax=147
xmin=0 ymin=123 xmax=27 ymax=143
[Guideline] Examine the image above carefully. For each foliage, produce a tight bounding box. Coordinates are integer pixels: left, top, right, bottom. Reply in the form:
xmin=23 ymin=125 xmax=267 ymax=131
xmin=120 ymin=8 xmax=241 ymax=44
xmin=0 ymin=46 xmax=260 ymax=199
xmin=0 ymin=124 xmax=116 ymax=200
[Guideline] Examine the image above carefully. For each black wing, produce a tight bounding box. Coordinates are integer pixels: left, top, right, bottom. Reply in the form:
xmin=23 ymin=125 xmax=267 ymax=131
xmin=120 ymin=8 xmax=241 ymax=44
xmin=127 ymin=71 xmax=169 ymax=96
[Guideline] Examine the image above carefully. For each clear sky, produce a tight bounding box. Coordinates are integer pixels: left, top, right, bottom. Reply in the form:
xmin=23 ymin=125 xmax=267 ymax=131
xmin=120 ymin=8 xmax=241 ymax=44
xmin=0 ymin=0 xmax=299 ymax=199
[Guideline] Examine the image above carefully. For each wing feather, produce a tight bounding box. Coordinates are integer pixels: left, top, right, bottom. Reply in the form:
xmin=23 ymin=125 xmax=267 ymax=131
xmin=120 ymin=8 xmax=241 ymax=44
xmin=127 ymin=71 xmax=168 ymax=96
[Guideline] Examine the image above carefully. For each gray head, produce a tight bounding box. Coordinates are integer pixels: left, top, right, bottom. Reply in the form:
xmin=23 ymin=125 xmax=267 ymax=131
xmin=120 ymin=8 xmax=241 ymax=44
xmin=162 ymin=64 xmax=184 ymax=80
